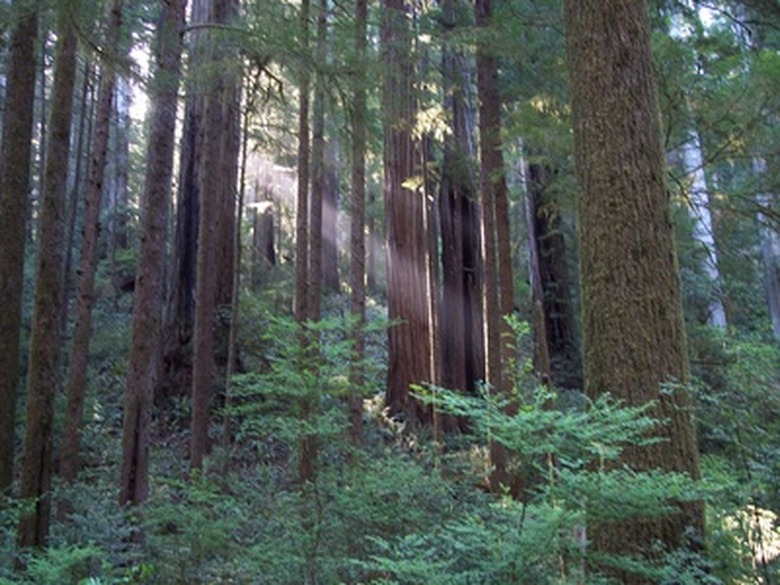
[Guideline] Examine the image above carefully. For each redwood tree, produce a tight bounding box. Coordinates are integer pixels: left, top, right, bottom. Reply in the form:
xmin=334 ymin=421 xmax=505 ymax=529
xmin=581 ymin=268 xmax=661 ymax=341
xmin=438 ymin=0 xmax=484 ymax=401
xmin=0 ymin=1 xmax=38 ymax=495
xmin=61 ymin=0 xmax=125 ymax=488
xmin=17 ymin=11 xmax=79 ymax=549
xmin=382 ymin=0 xmax=434 ymax=422
xmin=563 ymin=0 xmax=704 ymax=577
xmin=120 ymin=0 xmax=187 ymax=508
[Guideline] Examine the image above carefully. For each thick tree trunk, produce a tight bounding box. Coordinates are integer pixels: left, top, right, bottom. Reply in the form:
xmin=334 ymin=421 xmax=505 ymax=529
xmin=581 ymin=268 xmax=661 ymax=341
xmin=383 ymin=0 xmax=434 ymax=422
xmin=0 ymin=3 xmax=37 ymax=494
xmin=438 ymin=0 xmax=483 ymax=403
xmin=191 ymin=0 xmax=240 ymax=470
xmin=60 ymin=0 xmax=125 ymax=489
xmin=17 ymin=15 xmax=78 ymax=549
xmin=119 ymin=0 xmax=186 ymax=508
xmin=564 ymin=0 xmax=704 ymax=578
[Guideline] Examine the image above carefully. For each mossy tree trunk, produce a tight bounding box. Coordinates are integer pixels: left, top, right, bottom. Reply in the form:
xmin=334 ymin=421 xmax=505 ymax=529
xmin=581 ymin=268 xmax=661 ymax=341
xmin=563 ymin=0 xmax=704 ymax=579
xmin=0 ymin=1 xmax=37 ymax=495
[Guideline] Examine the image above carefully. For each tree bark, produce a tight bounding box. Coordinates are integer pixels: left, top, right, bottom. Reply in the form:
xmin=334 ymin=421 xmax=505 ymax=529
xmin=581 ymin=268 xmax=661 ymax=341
xmin=163 ymin=0 xmax=210 ymax=403
xmin=383 ymin=0 xmax=434 ymax=423
xmin=0 ymin=2 xmax=37 ymax=495
xmin=60 ymin=0 xmax=125 ymax=489
xmin=119 ymin=0 xmax=187 ymax=508
xmin=476 ymin=0 xmax=517 ymax=494
xmin=438 ymin=0 xmax=483 ymax=404
xmin=17 ymin=13 xmax=79 ymax=549
xmin=190 ymin=0 xmax=240 ymax=471
xmin=564 ymin=0 xmax=704 ymax=577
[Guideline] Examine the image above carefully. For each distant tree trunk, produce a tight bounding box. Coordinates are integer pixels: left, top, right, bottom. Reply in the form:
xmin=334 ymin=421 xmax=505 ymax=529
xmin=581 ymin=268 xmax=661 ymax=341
xmin=294 ymin=0 xmax=316 ymax=484
xmin=163 ymin=0 xmax=210 ymax=403
xmin=680 ymin=129 xmax=727 ymax=328
xmin=438 ymin=0 xmax=483 ymax=404
xmin=294 ymin=0 xmax=311 ymax=329
xmin=349 ymin=0 xmax=368 ymax=445
xmin=61 ymin=59 xmax=96 ymax=334
xmin=754 ymin=158 xmax=780 ymax=340
xmin=191 ymin=0 xmax=240 ymax=471
xmin=564 ymin=0 xmax=704 ymax=577
xmin=17 ymin=14 xmax=78 ymax=549
xmin=309 ymin=0 xmax=327 ymax=322
xmin=106 ymin=76 xmax=132 ymax=256
xmin=60 ymin=0 xmax=124 ymax=490
xmin=0 ymin=3 xmax=37 ymax=495
xmin=525 ymin=162 xmax=580 ymax=387
xmin=383 ymin=0 xmax=433 ymax=423
xmin=366 ymin=188 xmax=379 ymax=291
xmin=322 ymin=130 xmax=340 ymax=293
xmin=252 ymin=184 xmax=276 ymax=282
xmin=119 ymin=0 xmax=186 ymax=508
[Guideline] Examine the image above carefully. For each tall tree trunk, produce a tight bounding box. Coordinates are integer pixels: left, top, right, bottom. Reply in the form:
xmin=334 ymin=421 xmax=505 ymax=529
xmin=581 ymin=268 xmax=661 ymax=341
xmin=191 ymin=0 xmax=240 ymax=471
xmin=60 ymin=0 xmax=125 ymax=489
xmin=119 ymin=0 xmax=187 ymax=508
xmin=382 ymin=0 xmax=433 ymax=423
xmin=163 ymin=0 xmax=210 ymax=404
xmin=294 ymin=0 xmax=311 ymax=328
xmin=476 ymin=0 xmax=516 ymax=494
xmin=309 ymin=0 xmax=327 ymax=322
xmin=349 ymin=0 xmax=368 ymax=445
xmin=0 ymin=2 xmax=37 ymax=495
xmin=564 ymin=0 xmax=704 ymax=578
xmin=438 ymin=0 xmax=483 ymax=403
xmin=294 ymin=0 xmax=316 ymax=484
xmin=17 ymin=14 xmax=78 ymax=549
